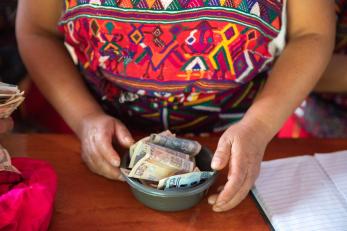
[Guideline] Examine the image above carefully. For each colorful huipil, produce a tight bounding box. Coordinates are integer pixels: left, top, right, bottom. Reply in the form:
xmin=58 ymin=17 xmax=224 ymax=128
xmin=59 ymin=0 xmax=286 ymax=133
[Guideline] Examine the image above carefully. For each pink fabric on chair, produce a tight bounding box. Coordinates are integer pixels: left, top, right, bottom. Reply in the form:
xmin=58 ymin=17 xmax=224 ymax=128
xmin=0 ymin=158 xmax=57 ymax=231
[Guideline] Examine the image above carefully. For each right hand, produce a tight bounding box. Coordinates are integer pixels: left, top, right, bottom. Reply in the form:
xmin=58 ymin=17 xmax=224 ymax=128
xmin=0 ymin=117 xmax=14 ymax=134
xmin=77 ymin=112 xmax=134 ymax=180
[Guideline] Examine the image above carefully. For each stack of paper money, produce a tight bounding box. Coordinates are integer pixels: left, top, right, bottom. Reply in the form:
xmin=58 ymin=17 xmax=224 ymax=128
xmin=0 ymin=82 xmax=25 ymax=118
xmin=122 ymin=131 xmax=214 ymax=190
xmin=0 ymin=82 xmax=24 ymax=194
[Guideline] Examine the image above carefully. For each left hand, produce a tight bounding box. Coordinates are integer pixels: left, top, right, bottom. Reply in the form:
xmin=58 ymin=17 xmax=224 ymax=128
xmin=208 ymin=118 xmax=272 ymax=212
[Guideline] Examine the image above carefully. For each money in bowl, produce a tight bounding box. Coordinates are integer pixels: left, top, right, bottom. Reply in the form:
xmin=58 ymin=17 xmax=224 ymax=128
xmin=120 ymin=131 xmax=218 ymax=212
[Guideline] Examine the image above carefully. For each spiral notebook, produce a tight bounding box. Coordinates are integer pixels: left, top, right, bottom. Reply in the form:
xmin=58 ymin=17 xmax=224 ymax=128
xmin=252 ymin=150 xmax=347 ymax=231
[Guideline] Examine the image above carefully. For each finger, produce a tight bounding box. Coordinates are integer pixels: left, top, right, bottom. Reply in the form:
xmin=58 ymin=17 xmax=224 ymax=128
xmin=217 ymin=185 xmax=225 ymax=192
xmin=114 ymin=121 xmax=134 ymax=148
xmin=98 ymin=160 xmax=123 ymax=181
xmin=208 ymin=185 xmax=225 ymax=205
xmin=214 ymin=168 xmax=248 ymax=208
xmin=227 ymin=139 xmax=249 ymax=180
xmin=211 ymin=135 xmax=233 ymax=170
xmin=93 ymin=158 xmax=123 ymax=180
xmin=81 ymin=147 xmax=99 ymax=174
xmin=0 ymin=118 xmax=13 ymax=133
xmin=83 ymin=146 xmax=123 ymax=181
xmin=94 ymin=131 xmax=121 ymax=168
xmin=213 ymin=176 xmax=254 ymax=212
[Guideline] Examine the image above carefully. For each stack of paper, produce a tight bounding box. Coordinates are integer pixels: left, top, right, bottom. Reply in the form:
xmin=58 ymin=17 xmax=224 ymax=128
xmin=252 ymin=151 xmax=347 ymax=231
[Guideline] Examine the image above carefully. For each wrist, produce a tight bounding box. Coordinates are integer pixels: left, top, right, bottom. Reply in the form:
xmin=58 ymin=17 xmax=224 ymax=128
xmin=240 ymin=110 xmax=277 ymax=143
xmin=71 ymin=108 xmax=106 ymax=139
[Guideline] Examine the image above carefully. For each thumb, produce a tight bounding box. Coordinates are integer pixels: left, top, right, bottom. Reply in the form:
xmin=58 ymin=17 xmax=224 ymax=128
xmin=114 ymin=121 xmax=134 ymax=148
xmin=211 ymin=136 xmax=232 ymax=170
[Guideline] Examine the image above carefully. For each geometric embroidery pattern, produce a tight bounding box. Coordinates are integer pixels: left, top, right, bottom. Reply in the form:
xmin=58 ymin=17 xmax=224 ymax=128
xmin=60 ymin=0 xmax=284 ymax=95
xmin=57 ymin=0 xmax=347 ymax=133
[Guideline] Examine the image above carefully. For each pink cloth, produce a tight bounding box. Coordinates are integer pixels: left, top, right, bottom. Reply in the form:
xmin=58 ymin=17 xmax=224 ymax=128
xmin=0 ymin=158 xmax=57 ymax=231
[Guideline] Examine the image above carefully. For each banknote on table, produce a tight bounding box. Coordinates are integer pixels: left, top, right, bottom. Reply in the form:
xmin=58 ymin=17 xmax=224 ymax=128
xmin=0 ymin=145 xmax=22 ymax=184
xmin=157 ymin=171 xmax=214 ymax=190
xmin=0 ymin=146 xmax=11 ymax=166
xmin=0 ymin=82 xmax=25 ymax=118
xmin=150 ymin=134 xmax=201 ymax=156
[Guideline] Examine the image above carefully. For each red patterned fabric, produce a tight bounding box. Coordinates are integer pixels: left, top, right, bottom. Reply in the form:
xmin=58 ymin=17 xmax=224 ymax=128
xmin=59 ymin=1 xmax=284 ymax=98
xmin=57 ymin=0 xmax=286 ymax=132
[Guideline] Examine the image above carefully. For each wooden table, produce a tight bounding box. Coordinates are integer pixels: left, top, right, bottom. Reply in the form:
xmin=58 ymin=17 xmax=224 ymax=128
xmin=1 ymin=134 xmax=347 ymax=231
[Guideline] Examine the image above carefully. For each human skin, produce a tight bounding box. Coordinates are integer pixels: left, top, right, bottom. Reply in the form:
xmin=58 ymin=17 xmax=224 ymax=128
xmin=16 ymin=0 xmax=335 ymax=212
xmin=0 ymin=118 xmax=13 ymax=134
xmin=207 ymin=0 xmax=336 ymax=212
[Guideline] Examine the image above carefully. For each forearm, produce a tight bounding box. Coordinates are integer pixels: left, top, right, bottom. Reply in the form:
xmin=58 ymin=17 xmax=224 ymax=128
xmin=243 ymin=34 xmax=335 ymax=139
xmin=17 ymin=32 xmax=103 ymax=135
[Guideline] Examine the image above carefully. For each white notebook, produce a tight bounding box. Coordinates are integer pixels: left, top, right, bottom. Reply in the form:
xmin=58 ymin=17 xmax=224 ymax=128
xmin=252 ymin=150 xmax=347 ymax=231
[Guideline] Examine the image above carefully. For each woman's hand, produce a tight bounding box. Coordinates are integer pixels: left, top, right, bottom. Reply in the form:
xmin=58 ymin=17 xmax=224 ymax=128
xmin=208 ymin=118 xmax=272 ymax=212
xmin=206 ymin=0 xmax=335 ymax=212
xmin=77 ymin=112 xmax=134 ymax=180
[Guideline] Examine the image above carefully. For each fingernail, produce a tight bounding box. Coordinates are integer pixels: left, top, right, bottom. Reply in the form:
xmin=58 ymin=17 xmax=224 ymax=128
xmin=211 ymin=157 xmax=222 ymax=169
xmin=112 ymin=159 xmax=120 ymax=167
xmin=208 ymin=196 xmax=217 ymax=205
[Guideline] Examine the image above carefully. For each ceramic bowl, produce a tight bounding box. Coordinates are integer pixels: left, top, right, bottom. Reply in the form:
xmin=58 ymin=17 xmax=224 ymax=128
xmin=120 ymin=146 xmax=217 ymax=212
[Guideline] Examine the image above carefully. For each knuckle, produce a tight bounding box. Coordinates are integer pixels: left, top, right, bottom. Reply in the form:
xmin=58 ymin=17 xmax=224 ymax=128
xmin=93 ymin=132 xmax=104 ymax=143
xmin=217 ymin=136 xmax=229 ymax=147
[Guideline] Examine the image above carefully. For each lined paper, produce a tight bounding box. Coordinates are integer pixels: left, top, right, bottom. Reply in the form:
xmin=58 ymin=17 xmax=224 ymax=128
xmin=316 ymin=151 xmax=347 ymax=203
xmin=253 ymin=155 xmax=347 ymax=231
